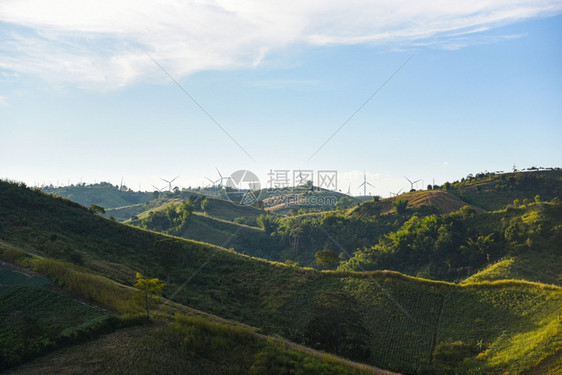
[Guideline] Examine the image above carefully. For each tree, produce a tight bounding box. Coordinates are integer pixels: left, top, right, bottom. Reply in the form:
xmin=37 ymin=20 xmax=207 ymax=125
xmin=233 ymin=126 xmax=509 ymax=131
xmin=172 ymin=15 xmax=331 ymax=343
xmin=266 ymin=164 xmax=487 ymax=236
xmin=89 ymin=204 xmax=105 ymax=215
xmin=315 ymin=249 xmax=340 ymax=270
xmin=201 ymin=198 xmax=209 ymax=212
xmin=256 ymin=214 xmax=279 ymax=235
xmin=535 ymin=194 xmax=541 ymax=203
xmin=392 ymin=199 xmax=408 ymax=214
xmin=134 ymin=273 xmax=165 ymax=319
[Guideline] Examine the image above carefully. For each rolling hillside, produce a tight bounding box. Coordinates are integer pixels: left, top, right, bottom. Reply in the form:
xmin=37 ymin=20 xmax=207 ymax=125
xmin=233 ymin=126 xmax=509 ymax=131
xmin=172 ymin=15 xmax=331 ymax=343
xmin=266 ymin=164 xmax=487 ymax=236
xmin=349 ymin=190 xmax=481 ymax=217
xmin=255 ymin=186 xmax=357 ymax=214
xmin=6 ymin=318 xmax=389 ymax=375
xmin=1 ymin=180 xmax=561 ymax=374
xmin=42 ymin=182 xmax=153 ymax=209
xmin=443 ymin=169 xmax=562 ymax=211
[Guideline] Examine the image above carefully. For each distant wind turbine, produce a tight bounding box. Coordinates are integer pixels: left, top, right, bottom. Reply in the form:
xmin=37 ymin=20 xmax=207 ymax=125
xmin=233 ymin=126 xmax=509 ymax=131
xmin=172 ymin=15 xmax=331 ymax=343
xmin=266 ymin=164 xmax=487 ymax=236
xmin=215 ymin=168 xmax=232 ymax=187
xmin=390 ymin=188 xmax=403 ymax=197
xmin=160 ymin=176 xmax=179 ymax=192
xmin=358 ymin=171 xmax=375 ymax=196
xmin=205 ymin=176 xmax=220 ymax=188
xmin=404 ymin=176 xmax=421 ymax=191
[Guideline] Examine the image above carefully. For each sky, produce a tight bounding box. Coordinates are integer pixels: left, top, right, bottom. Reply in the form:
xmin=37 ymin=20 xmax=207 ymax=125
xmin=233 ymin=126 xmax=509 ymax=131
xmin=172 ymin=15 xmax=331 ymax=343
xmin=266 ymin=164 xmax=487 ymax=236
xmin=1 ymin=1 xmax=561 ymax=197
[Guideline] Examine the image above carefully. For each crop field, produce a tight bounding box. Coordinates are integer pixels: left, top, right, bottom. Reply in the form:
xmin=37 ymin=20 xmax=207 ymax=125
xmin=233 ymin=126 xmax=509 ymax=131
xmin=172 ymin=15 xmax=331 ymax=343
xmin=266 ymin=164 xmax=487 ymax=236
xmin=0 ymin=267 xmax=109 ymax=370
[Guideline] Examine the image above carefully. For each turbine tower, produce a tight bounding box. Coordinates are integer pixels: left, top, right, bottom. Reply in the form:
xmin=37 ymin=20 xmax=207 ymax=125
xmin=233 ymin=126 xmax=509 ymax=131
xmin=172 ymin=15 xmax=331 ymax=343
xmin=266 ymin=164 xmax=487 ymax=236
xmin=358 ymin=171 xmax=375 ymax=196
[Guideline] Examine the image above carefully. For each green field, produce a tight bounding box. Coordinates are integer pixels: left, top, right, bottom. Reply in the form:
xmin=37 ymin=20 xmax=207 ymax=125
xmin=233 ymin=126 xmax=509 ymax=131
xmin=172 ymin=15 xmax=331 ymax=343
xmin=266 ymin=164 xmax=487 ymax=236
xmin=0 ymin=267 xmax=109 ymax=370
xmin=1 ymin=176 xmax=561 ymax=374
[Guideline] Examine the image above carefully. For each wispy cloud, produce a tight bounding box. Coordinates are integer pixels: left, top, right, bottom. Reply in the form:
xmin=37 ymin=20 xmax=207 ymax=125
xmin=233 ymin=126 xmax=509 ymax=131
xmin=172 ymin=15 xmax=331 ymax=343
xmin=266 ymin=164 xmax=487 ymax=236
xmin=1 ymin=0 xmax=560 ymax=88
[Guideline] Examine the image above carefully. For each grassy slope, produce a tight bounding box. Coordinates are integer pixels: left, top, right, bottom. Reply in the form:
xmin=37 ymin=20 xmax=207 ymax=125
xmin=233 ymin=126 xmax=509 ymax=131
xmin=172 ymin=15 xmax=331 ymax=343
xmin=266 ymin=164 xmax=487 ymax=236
xmin=110 ymin=194 xmax=264 ymax=223
xmin=6 ymin=318 xmax=386 ymax=375
xmin=1 ymin=180 xmax=560 ymax=374
xmin=124 ymin=199 xmax=268 ymax=255
xmin=446 ymin=170 xmax=562 ymax=211
xmin=0 ymin=264 xmax=109 ymax=370
xmin=201 ymin=197 xmax=264 ymax=222
xmin=42 ymin=183 xmax=153 ymax=209
xmin=181 ymin=213 xmax=264 ymax=248
xmin=463 ymin=251 xmax=562 ymax=286
xmin=349 ymin=190 xmax=480 ymax=218
xmin=257 ymin=187 xmax=354 ymax=214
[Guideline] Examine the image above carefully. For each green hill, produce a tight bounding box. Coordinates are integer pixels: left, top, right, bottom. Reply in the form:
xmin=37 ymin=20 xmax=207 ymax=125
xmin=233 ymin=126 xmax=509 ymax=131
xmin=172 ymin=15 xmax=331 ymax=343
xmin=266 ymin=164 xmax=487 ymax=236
xmin=106 ymin=192 xmax=264 ymax=223
xmin=6 ymin=316 xmax=389 ymax=375
xmin=442 ymin=169 xmax=562 ymax=211
xmin=254 ymin=186 xmax=357 ymax=214
xmin=42 ymin=182 xmax=153 ymax=209
xmin=349 ymin=190 xmax=481 ymax=217
xmin=1 ymin=180 xmax=561 ymax=374
xmin=125 ymin=199 xmax=273 ymax=258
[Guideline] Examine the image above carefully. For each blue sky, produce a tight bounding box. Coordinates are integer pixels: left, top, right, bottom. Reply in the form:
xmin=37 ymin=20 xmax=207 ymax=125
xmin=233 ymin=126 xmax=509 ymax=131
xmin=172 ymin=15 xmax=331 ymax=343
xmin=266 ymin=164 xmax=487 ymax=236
xmin=1 ymin=1 xmax=561 ymax=196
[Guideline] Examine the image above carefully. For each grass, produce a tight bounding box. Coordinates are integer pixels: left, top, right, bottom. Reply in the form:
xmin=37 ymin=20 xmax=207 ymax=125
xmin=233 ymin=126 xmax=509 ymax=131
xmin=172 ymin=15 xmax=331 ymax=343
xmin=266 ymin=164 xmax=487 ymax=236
xmin=6 ymin=315 xmax=381 ymax=375
xmin=447 ymin=170 xmax=562 ymax=211
xmin=1 ymin=179 xmax=561 ymax=374
xmin=0 ymin=266 xmax=110 ymax=370
xmin=437 ymin=282 xmax=562 ymax=374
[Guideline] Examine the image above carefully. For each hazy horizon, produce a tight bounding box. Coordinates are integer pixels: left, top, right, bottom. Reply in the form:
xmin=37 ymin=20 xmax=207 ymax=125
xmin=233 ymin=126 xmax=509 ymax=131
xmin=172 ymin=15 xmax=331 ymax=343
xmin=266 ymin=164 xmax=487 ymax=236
xmin=2 ymin=1 xmax=561 ymax=197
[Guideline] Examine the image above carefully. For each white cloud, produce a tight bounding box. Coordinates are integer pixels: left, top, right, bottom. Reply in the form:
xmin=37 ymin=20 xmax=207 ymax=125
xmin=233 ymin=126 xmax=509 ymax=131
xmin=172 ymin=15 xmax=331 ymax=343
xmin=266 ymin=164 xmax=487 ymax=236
xmin=1 ymin=0 xmax=560 ymax=88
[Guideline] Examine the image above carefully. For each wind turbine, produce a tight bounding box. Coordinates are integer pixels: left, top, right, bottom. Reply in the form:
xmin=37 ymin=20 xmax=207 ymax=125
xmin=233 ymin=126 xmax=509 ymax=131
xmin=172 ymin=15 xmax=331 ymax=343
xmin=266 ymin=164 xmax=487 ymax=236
xmin=358 ymin=171 xmax=375 ymax=196
xmin=205 ymin=176 xmax=220 ymax=188
xmin=404 ymin=176 xmax=421 ymax=191
xmin=152 ymin=184 xmax=166 ymax=192
xmin=215 ymin=168 xmax=231 ymax=187
xmin=347 ymin=182 xmax=351 ymax=196
xmin=160 ymin=176 xmax=179 ymax=192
